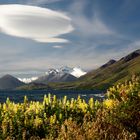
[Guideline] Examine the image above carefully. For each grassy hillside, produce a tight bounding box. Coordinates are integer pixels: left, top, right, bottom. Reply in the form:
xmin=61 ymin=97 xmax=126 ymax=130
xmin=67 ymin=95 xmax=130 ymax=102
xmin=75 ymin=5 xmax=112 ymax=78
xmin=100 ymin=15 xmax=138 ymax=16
xmin=49 ymin=52 xmax=140 ymax=90
xmin=17 ymin=83 xmax=51 ymax=90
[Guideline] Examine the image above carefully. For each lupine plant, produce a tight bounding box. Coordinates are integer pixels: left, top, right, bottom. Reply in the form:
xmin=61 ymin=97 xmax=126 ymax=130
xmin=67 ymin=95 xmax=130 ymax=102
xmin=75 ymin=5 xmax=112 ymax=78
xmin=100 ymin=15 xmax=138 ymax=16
xmin=0 ymin=76 xmax=139 ymax=139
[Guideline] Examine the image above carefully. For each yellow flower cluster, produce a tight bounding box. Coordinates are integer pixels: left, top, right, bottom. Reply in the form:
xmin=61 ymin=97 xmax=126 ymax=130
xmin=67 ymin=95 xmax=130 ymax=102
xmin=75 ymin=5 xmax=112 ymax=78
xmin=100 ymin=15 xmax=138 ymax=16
xmin=103 ymin=99 xmax=118 ymax=109
xmin=107 ymin=76 xmax=140 ymax=101
xmin=0 ymin=76 xmax=139 ymax=139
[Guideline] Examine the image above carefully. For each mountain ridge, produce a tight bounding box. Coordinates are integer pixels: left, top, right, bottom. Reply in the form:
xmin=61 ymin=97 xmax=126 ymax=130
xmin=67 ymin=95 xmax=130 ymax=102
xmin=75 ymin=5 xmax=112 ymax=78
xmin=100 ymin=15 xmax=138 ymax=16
xmin=1 ymin=49 xmax=140 ymax=90
xmin=18 ymin=67 xmax=87 ymax=83
xmin=100 ymin=59 xmax=116 ymax=69
xmin=48 ymin=49 xmax=140 ymax=90
xmin=34 ymin=72 xmax=77 ymax=84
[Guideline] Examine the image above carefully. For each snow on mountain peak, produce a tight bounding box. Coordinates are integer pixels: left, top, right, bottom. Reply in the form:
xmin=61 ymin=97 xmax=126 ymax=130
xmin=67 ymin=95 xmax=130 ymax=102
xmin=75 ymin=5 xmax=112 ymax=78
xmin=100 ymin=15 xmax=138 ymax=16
xmin=45 ymin=69 xmax=59 ymax=75
xmin=18 ymin=67 xmax=87 ymax=83
xmin=59 ymin=66 xmax=73 ymax=73
xmin=50 ymin=66 xmax=87 ymax=78
xmin=71 ymin=67 xmax=87 ymax=78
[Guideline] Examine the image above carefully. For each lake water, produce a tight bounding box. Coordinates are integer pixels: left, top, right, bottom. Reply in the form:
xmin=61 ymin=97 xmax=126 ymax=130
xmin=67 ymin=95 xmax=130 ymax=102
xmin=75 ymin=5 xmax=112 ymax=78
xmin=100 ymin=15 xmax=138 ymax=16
xmin=0 ymin=90 xmax=105 ymax=103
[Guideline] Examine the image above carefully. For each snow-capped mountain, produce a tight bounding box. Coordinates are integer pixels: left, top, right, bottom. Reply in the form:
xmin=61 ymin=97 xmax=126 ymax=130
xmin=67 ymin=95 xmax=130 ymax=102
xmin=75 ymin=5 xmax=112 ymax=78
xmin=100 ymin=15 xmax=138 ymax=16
xmin=18 ymin=77 xmax=38 ymax=83
xmin=18 ymin=67 xmax=86 ymax=84
xmin=35 ymin=72 xmax=77 ymax=84
xmin=46 ymin=66 xmax=87 ymax=78
xmin=45 ymin=68 xmax=60 ymax=75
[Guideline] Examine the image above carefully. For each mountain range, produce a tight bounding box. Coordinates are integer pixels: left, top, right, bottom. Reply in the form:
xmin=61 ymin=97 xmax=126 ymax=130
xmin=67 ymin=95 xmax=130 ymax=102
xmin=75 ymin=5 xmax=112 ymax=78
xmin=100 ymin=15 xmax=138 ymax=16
xmin=48 ymin=49 xmax=140 ymax=90
xmin=0 ymin=67 xmax=86 ymax=90
xmin=0 ymin=49 xmax=140 ymax=90
xmin=34 ymin=71 xmax=77 ymax=84
xmin=18 ymin=67 xmax=87 ymax=83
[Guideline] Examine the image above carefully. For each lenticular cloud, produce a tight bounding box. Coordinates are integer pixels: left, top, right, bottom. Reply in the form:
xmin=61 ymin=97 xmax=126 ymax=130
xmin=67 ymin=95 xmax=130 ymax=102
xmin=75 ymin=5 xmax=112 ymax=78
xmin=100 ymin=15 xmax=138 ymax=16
xmin=0 ymin=4 xmax=73 ymax=43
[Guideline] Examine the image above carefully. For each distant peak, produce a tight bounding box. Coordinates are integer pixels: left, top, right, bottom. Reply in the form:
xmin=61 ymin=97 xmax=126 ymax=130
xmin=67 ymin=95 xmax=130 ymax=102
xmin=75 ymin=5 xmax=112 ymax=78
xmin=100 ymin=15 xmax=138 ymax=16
xmin=0 ymin=74 xmax=24 ymax=89
xmin=45 ymin=66 xmax=86 ymax=78
xmin=47 ymin=69 xmax=59 ymax=74
xmin=100 ymin=59 xmax=116 ymax=69
xmin=134 ymin=49 xmax=140 ymax=53
xmin=71 ymin=67 xmax=87 ymax=78
xmin=121 ymin=49 xmax=140 ymax=62
xmin=108 ymin=59 xmax=116 ymax=64
xmin=2 ymin=74 xmax=15 ymax=79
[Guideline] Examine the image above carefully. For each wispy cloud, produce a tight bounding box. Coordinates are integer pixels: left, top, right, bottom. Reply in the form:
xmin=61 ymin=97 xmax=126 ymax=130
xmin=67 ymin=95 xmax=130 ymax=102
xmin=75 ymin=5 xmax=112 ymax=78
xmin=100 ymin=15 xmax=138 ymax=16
xmin=68 ymin=0 xmax=113 ymax=39
xmin=73 ymin=15 xmax=113 ymax=36
xmin=0 ymin=4 xmax=73 ymax=43
xmin=52 ymin=45 xmax=64 ymax=49
xmin=25 ymin=0 xmax=61 ymax=5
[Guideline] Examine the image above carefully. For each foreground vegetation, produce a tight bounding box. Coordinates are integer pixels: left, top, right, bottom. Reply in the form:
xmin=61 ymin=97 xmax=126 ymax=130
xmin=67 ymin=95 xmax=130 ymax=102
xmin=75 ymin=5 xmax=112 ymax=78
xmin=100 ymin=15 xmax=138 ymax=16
xmin=0 ymin=76 xmax=140 ymax=140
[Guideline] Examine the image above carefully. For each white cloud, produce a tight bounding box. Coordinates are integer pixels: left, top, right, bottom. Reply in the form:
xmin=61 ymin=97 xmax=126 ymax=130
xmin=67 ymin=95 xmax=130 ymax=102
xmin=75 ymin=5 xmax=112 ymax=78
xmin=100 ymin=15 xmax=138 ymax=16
xmin=0 ymin=4 xmax=73 ymax=43
xmin=52 ymin=45 xmax=64 ymax=49
xmin=18 ymin=77 xmax=38 ymax=83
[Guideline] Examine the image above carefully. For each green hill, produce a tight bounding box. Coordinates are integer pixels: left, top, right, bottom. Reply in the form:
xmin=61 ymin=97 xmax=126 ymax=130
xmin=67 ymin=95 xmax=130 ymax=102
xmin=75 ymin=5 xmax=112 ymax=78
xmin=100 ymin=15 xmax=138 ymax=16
xmin=17 ymin=83 xmax=51 ymax=90
xmin=49 ymin=49 xmax=140 ymax=90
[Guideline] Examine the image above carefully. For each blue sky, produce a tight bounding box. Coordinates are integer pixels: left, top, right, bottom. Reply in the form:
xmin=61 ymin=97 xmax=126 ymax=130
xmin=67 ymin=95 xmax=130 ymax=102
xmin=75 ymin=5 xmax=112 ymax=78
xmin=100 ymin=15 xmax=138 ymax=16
xmin=0 ymin=0 xmax=140 ymax=77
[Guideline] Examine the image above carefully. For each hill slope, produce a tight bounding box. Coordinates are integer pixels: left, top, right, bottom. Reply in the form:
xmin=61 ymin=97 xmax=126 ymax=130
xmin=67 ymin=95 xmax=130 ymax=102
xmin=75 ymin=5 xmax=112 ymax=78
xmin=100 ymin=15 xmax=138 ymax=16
xmin=17 ymin=83 xmax=51 ymax=90
xmin=49 ymin=49 xmax=140 ymax=90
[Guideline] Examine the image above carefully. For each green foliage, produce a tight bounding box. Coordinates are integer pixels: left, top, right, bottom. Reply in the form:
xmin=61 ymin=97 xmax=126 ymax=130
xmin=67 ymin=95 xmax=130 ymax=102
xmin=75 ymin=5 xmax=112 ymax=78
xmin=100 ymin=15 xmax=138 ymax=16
xmin=0 ymin=76 xmax=140 ymax=139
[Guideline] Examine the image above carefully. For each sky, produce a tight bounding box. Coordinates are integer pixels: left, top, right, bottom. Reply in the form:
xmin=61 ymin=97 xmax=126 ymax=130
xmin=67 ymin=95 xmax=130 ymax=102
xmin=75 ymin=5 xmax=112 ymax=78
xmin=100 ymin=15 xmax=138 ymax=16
xmin=0 ymin=0 xmax=140 ymax=77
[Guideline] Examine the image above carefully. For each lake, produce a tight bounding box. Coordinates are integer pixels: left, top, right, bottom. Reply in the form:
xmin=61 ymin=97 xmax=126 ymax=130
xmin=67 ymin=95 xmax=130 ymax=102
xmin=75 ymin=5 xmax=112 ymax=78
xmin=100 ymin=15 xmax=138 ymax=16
xmin=0 ymin=90 xmax=105 ymax=103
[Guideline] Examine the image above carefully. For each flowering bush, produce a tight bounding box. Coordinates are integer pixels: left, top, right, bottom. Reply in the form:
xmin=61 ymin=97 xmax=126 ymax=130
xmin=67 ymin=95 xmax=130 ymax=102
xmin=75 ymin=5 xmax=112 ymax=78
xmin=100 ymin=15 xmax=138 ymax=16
xmin=0 ymin=76 xmax=139 ymax=139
